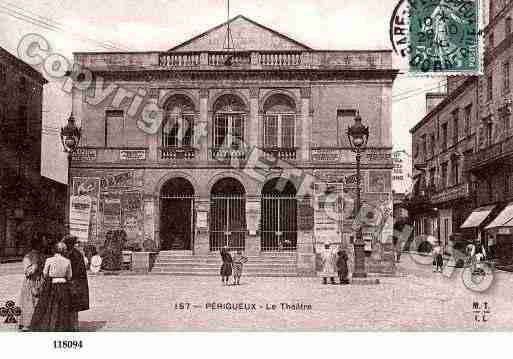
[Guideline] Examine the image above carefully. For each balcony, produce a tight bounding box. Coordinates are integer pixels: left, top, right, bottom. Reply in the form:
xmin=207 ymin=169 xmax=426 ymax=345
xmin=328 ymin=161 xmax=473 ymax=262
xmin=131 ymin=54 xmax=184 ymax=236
xmin=466 ymin=135 xmax=513 ymax=170
xmin=159 ymin=146 xmax=196 ymax=160
xmin=74 ymin=50 xmax=393 ymax=72
xmin=263 ymin=148 xmax=297 ymax=161
xmin=431 ymin=183 xmax=470 ymax=204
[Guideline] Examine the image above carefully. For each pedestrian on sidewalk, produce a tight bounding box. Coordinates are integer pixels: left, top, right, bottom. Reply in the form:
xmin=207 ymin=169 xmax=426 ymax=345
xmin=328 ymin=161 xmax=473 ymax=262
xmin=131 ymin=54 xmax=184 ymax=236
xmin=18 ymin=237 xmax=45 ymax=331
xmin=320 ymin=244 xmax=337 ymax=285
xmin=336 ymin=249 xmax=349 ymax=285
xmin=64 ymin=236 xmax=90 ymax=332
xmin=232 ymin=249 xmax=248 ymax=285
xmin=220 ymin=246 xmax=233 ymax=286
xmin=432 ymin=244 xmax=443 ymax=272
xmin=30 ymin=242 xmax=73 ymax=331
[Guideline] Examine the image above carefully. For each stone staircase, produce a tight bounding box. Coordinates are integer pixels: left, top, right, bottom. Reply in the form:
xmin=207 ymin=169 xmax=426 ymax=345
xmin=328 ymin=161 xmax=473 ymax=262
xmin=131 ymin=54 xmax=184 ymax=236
xmin=151 ymin=251 xmax=298 ymax=277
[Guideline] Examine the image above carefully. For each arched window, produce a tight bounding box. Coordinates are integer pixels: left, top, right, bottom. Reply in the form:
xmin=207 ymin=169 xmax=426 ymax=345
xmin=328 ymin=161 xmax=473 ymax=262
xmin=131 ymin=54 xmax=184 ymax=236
xmin=213 ymin=95 xmax=246 ymax=149
xmin=162 ymin=95 xmax=195 ymax=147
xmin=263 ymin=94 xmax=296 ymax=148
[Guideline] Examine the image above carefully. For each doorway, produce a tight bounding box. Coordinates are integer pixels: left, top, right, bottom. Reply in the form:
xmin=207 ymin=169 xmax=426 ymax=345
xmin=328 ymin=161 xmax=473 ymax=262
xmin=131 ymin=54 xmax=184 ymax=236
xmin=160 ymin=177 xmax=195 ymax=250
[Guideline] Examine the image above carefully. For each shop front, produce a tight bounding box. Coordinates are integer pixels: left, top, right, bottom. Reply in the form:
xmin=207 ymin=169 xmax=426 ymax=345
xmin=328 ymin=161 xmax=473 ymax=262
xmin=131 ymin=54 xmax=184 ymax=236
xmin=485 ymin=202 xmax=513 ymax=266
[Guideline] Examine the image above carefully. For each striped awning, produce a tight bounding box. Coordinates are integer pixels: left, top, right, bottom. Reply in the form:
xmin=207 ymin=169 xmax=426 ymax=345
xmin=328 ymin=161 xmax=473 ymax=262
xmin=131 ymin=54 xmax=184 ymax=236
xmin=460 ymin=205 xmax=495 ymax=229
xmin=486 ymin=202 xmax=513 ymax=229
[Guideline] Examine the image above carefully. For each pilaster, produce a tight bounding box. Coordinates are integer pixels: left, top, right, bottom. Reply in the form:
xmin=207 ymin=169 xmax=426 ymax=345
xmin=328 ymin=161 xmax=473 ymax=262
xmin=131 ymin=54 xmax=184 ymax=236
xmin=249 ymin=87 xmax=260 ymax=149
xmin=194 ymin=198 xmax=210 ymax=255
xmin=300 ymin=87 xmax=311 ymax=162
xmin=198 ymin=88 xmax=209 ymax=161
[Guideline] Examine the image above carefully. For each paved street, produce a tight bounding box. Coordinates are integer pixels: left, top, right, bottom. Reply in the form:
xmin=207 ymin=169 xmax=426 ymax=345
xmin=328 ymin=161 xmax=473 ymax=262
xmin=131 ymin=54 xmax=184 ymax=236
xmin=1 ymin=253 xmax=512 ymax=331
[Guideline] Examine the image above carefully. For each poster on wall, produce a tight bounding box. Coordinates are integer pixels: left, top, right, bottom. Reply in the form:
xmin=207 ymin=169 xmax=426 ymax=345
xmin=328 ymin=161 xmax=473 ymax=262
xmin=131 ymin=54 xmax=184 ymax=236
xmin=103 ymin=196 xmax=122 ymax=230
xmin=368 ymin=171 xmax=391 ymax=193
xmin=313 ymin=182 xmax=343 ymax=247
xmin=69 ymin=195 xmax=92 ymax=243
xmin=121 ymin=191 xmax=143 ymax=243
xmin=72 ymin=177 xmax=100 ymax=243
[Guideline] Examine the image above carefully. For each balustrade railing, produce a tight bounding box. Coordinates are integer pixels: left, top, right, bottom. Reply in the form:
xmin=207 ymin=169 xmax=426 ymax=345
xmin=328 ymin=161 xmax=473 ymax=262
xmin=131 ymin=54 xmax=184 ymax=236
xmin=208 ymin=51 xmax=251 ymax=66
xmin=259 ymin=52 xmax=302 ymax=66
xmin=159 ymin=53 xmax=201 ymax=67
xmin=431 ymin=183 xmax=470 ymax=204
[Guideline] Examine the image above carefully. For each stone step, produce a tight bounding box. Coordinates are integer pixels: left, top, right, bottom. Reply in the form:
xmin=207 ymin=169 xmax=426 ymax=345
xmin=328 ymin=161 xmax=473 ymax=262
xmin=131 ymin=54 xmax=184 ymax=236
xmin=151 ymin=264 xmax=297 ymax=272
xmin=156 ymin=254 xmax=296 ymax=260
xmin=150 ymin=270 xmax=298 ymax=277
xmin=154 ymin=258 xmax=296 ymax=264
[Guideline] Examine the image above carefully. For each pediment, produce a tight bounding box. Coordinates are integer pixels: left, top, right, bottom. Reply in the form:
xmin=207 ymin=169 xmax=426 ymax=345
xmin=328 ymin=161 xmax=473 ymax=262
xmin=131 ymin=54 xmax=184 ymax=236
xmin=169 ymin=15 xmax=311 ymax=52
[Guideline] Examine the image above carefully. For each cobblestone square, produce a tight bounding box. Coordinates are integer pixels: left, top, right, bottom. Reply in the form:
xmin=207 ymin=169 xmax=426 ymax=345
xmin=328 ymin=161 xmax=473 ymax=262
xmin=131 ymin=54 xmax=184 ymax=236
xmin=1 ymin=254 xmax=512 ymax=331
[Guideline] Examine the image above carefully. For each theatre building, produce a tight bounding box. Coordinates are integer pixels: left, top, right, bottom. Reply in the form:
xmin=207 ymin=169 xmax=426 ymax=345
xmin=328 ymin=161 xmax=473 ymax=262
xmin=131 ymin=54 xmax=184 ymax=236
xmin=70 ymin=16 xmax=398 ymax=275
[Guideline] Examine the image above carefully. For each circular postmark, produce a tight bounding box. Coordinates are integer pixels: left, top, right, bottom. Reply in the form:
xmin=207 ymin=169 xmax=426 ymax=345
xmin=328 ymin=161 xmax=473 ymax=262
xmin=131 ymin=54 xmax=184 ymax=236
xmin=389 ymin=0 xmax=409 ymax=58
xmin=409 ymin=0 xmax=479 ymax=73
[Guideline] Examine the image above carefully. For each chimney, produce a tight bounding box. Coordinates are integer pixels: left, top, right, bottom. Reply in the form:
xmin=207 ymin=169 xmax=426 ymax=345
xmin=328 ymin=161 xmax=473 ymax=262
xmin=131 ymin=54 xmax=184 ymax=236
xmin=425 ymin=92 xmax=446 ymax=113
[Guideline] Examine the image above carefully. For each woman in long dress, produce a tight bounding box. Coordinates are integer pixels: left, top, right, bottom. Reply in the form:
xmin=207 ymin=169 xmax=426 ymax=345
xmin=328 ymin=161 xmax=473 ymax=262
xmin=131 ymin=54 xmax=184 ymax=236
xmin=219 ymin=246 xmax=233 ymax=286
xmin=320 ymin=244 xmax=337 ymax=285
xmin=231 ymin=250 xmax=247 ymax=285
xmin=18 ymin=237 xmax=45 ymax=331
xmin=30 ymin=242 xmax=73 ymax=331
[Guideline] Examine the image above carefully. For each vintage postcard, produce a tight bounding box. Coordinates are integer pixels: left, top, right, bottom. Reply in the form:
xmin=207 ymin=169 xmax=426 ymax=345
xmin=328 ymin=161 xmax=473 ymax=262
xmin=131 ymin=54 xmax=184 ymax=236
xmin=0 ymin=0 xmax=512 ymax=350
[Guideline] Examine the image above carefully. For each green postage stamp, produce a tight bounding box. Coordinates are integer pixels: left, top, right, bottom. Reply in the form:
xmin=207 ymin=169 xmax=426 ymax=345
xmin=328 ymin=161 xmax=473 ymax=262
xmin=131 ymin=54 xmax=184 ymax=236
xmin=409 ymin=0 xmax=481 ymax=75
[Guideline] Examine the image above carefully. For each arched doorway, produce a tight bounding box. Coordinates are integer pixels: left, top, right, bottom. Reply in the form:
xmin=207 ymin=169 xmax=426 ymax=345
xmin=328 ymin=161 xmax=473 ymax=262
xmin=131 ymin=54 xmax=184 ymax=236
xmin=210 ymin=178 xmax=246 ymax=251
xmin=160 ymin=177 xmax=195 ymax=250
xmin=261 ymin=178 xmax=297 ymax=251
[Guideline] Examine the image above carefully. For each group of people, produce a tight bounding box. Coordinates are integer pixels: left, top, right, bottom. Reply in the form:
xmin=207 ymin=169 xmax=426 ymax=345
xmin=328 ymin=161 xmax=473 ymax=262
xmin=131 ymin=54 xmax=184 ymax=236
xmin=431 ymin=242 xmax=488 ymax=273
xmin=18 ymin=235 xmax=90 ymax=332
xmin=319 ymin=245 xmax=350 ymax=285
xmin=219 ymin=247 xmax=248 ymax=285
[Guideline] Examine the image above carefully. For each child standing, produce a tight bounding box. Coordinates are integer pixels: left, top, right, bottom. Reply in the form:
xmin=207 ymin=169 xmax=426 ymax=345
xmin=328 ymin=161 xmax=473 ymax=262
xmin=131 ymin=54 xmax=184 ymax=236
xmin=232 ymin=250 xmax=248 ymax=285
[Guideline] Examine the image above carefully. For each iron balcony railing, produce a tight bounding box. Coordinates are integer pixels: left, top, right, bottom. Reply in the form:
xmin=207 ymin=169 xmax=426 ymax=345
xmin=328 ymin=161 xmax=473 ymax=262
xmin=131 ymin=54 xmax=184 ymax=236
xmin=159 ymin=146 xmax=196 ymax=160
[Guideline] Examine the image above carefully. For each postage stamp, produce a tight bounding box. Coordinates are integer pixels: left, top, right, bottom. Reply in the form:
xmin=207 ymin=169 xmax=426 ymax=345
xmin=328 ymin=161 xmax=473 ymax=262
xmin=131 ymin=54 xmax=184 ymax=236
xmin=408 ymin=0 xmax=481 ymax=75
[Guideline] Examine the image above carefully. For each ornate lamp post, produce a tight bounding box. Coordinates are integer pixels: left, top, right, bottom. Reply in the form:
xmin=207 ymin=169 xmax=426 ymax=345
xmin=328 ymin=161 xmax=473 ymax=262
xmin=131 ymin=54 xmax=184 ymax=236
xmin=60 ymin=113 xmax=81 ymax=234
xmin=347 ymin=111 xmax=369 ymax=278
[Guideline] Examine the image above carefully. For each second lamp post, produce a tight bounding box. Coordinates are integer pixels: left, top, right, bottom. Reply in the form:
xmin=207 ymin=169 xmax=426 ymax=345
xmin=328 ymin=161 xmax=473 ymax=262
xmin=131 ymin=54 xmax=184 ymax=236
xmin=60 ymin=113 xmax=81 ymax=235
xmin=347 ymin=111 xmax=369 ymax=278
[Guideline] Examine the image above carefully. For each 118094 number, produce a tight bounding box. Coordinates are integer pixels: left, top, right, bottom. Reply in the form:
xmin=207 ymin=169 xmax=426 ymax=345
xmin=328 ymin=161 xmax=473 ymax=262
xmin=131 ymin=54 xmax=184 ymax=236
xmin=53 ymin=340 xmax=83 ymax=349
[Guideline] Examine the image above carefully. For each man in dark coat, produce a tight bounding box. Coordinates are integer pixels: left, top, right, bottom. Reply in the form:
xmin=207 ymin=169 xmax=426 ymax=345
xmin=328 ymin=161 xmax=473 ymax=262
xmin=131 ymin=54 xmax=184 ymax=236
xmin=63 ymin=235 xmax=89 ymax=331
xmin=336 ymin=250 xmax=349 ymax=285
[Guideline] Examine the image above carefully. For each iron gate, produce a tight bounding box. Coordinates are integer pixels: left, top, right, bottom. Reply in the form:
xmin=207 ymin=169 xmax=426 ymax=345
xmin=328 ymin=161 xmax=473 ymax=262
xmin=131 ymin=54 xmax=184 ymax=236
xmin=261 ymin=196 xmax=297 ymax=251
xmin=210 ymin=196 xmax=246 ymax=251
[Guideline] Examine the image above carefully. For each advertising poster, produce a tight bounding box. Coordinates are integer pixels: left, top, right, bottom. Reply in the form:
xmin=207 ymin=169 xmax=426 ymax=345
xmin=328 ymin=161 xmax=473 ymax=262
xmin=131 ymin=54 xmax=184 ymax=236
xmin=313 ymin=182 xmax=343 ymax=246
xmin=69 ymin=195 xmax=92 ymax=243
xmin=102 ymin=196 xmax=122 ymax=230
xmin=121 ymin=191 xmax=143 ymax=242
xmin=72 ymin=177 xmax=100 ymax=243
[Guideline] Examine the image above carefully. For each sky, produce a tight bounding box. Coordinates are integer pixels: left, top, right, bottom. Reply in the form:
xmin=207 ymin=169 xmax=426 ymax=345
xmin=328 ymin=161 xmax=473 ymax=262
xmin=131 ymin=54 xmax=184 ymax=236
xmin=0 ymin=0 xmax=444 ymax=183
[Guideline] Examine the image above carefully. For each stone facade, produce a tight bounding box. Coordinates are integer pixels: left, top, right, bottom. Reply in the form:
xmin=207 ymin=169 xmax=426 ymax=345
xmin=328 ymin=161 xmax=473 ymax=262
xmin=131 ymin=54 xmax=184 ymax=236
xmin=0 ymin=47 xmax=66 ymax=258
xmin=70 ymin=16 xmax=398 ymax=275
xmin=409 ymin=77 xmax=478 ymax=253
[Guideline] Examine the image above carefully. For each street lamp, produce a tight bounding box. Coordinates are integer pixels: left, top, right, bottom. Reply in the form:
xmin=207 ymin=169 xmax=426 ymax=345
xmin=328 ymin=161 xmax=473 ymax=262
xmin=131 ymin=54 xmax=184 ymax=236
xmin=347 ymin=111 xmax=369 ymax=278
xmin=60 ymin=113 xmax=81 ymax=235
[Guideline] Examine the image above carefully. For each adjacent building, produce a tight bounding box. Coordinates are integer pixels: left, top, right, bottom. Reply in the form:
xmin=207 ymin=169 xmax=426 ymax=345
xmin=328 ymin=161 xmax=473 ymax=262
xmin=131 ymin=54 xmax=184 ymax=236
xmin=408 ymin=77 xmax=478 ymax=253
xmin=0 ymin=47 xmax=66 ymax=259
xmin=70 ymin=15 xmax=398 ymax=275
xmin=463 ymin=0 xmax=513 ymax=266
xmin=408 ymin=0 xmax=513 ymax=266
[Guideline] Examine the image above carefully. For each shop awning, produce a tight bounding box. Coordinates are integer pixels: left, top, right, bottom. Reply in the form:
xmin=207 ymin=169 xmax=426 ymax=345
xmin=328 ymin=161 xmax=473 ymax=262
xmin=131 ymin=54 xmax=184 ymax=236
xmin=460 ymin=205 xmax=495 ymax=229
xmin=485 ymin=202 xmax=513 ymax=229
